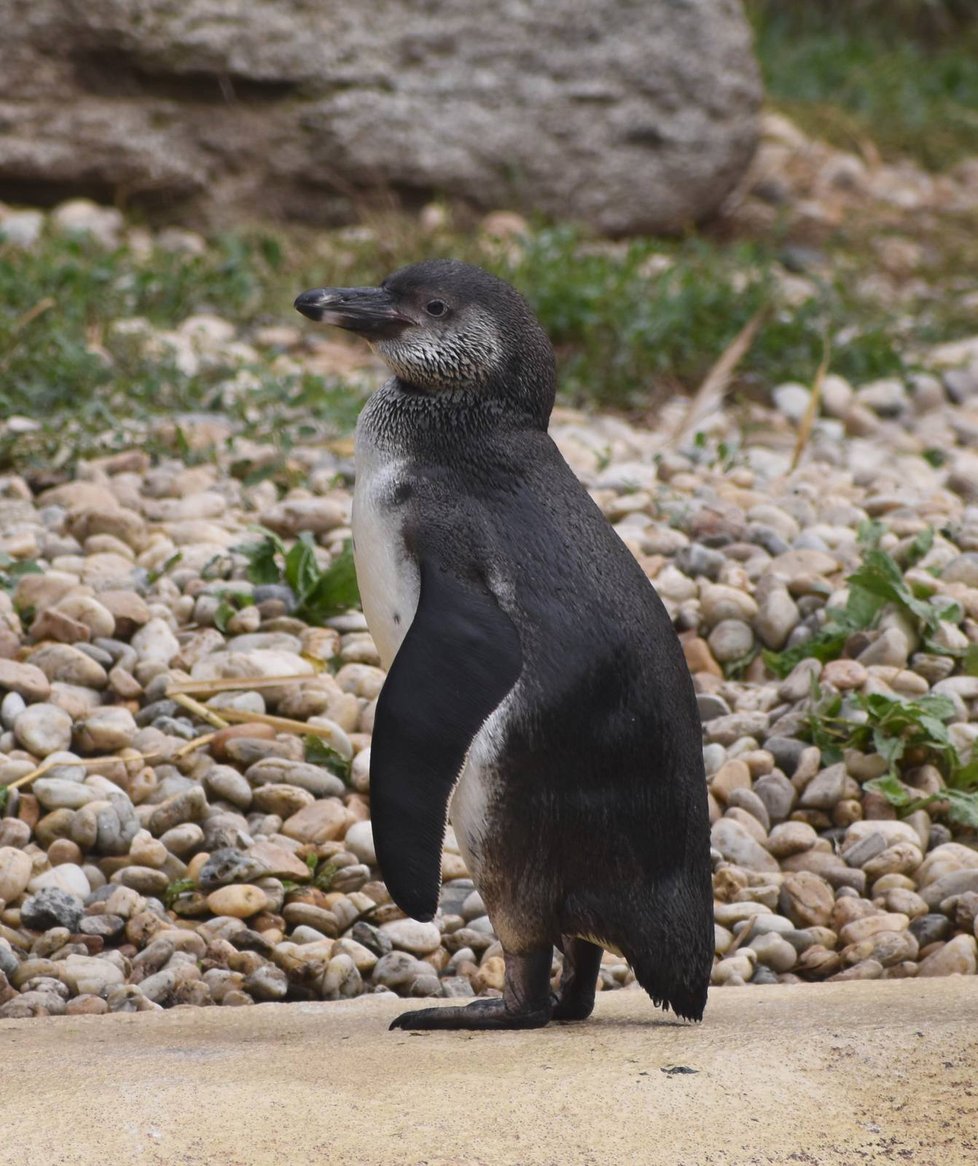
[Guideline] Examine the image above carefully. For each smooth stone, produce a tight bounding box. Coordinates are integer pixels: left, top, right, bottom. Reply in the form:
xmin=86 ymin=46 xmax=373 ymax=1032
xmin=909 ymin=914 xmax=951 ymax=948
xmin=766 ymin=821 xmax=817 ymax=859
xmin=829 ymin=958 xmax=884 ymax=982
xmin=159 ymin=823 xmax=205 ymax=858
xmin=838 ymin=913 xmax=910 ymax=947
xmin=246 ymin=840 xmax=311 ymax=881
xmin=857 ymin=627 xmax=910 ymax=668
xmin=753 ymin=587 xmax=799 ymax=650
xmin=779 ymin=850 xmax=867 ymax=894
xmin=0 ymin=659 xmax=52 ymax=701
xmin=821 ymin=659 xmax=868 ymax=690
xmin=707 ymin=619 xmax=754 ymax=663
xmin=798 ymin=763 xmax=847 ymax=810
xmin=110 ymin=866 xmax=169 ymax=896
xmin=59 ymin=953 xmax=126 ymax=996
xmin=204 ymin=766 xmax=255 ymax=810
xmin=198 ymin=848 xmax=268 ymax=891
xmin=747 ymin=932 xmax=798 ymax=973
xmin=863 ymin=843 xmax=923 ymax=881
xmin=206 ymin=885 xmax=269 ymax=919
xmin=0 ymin=847 xmax=33 ymax=904
xmin=28 ymin=644 xmax=109 ymax=689
xmin=753 ymin=772 xmax=796 ymax=824
xmin=344 ymin=819 xmax=376 ymax=866
xmin=704 ymin=712 xmax=770 ymax=747
xmin=147 ymin=787 xmax=208 ymax=836
xmin=314 ymin=953 xmax=361 ymax=1000
xmin=73 ymin=707 xmax=137 ymax=753
xmin=29 ymin=863 xmax=91 ymax=898
xmin=378 ymin=919 xmax=442 ymax=956
xmin=921 ymin=870 xmax=978 ymax=910
xmin=916 ymin=842 xmax=978 ymax=887
xmin=843 ymin=820 xmax=921 ymax=854
xmin=779 ymin=871 xmax=835 ymax=929
xmin=371 ymin=951 xmax=432 ymax=993
xmin=917 ymin=934 xmax=977 ymax=977
xmin=249 ymin=783 xmax=312 ymax=818
xmin=281 ymin=799 xmax=349 ymax=845
xmin=709 ymin=759 xmax=751 ymax=804
xmin=710 ymin=819 xmax=779 ymax=873
xmin=245 ymin=758 xmax=346 ymax=799
xmin=32 ymin=778 xmax=99 ymax=811
xmin=13 ymin=703 xmax=73 ymax=757
xmin=843 ymin=832 xmax=887 ymax=869
xmin=243 ymin=963 xmax=289 ymax=1002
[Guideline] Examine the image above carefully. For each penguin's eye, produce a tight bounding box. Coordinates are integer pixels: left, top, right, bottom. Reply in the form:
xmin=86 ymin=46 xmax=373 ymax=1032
xmin=424 ymin=300 xmax=448 ymax=318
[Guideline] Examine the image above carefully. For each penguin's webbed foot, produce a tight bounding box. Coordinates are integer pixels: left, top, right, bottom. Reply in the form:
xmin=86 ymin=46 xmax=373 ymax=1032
xmin=390 ymin=947 xmax=555 ymax=1031
xmin=551 ymin=936 xmax=603 ymax=1021
xmin=390 ymin=998 xmax=551 ymax=1031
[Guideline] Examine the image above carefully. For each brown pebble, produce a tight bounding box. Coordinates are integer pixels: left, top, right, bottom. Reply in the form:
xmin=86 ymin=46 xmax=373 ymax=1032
xmin=47 ymin=838 xmax=83 ymax=866
xmin=65 ymin=994 xmax=110 ymax=1016
xmin=210 ymin=723 xmax=278 ymax=762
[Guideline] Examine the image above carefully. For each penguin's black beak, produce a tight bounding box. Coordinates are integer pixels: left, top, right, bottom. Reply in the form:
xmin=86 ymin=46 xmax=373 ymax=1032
xmin=293 ymin=286 xmax=411 ymax=338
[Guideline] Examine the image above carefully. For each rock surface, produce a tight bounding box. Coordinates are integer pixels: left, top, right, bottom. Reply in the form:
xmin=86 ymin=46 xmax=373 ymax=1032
xmin=0 ymin=0 xmax=760 ymax=234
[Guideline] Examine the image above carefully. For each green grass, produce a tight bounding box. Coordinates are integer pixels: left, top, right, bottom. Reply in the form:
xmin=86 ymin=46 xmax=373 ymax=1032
xmin=748 ymin=0 xmax=978 ymax=170
xmin=1 ymin=217 xmax=949 ymax=470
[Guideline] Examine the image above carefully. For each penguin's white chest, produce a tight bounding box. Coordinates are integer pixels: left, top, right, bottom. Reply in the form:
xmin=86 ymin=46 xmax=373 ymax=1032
xmin=352 ymin=439 xmax=420 ymax=671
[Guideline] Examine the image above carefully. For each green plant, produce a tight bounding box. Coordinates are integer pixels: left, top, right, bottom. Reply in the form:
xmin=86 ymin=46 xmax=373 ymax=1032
xmin=162 ymin=878 xmax=198 ymax=909
xmin=747 ymin=0 xmax=978 ymax=170
xmin=803 ymin=686 xmax=978 ymax=828
xmin=763 ymin=527 xmax=964 ymax=678
xmin=304 ymin=734 xmax=352 ymax=784
xmin=235 ymin=531 xmax=360 ymax=624
xmin=0 ymin=553 xmax=42 ymax=592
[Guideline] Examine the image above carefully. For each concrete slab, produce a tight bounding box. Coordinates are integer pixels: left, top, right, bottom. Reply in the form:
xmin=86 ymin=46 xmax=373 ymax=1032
xmin=1 ymin=978 xmax=977 ymax=1166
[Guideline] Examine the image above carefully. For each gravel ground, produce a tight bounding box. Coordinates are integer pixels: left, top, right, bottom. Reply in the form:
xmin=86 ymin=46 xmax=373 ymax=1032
xmin=3 ymin=171 xmax=978 ymax=1018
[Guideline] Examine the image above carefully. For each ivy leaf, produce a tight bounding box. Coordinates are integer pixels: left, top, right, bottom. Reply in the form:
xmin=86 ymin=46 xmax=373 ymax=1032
xmin=944 ymin=790 xmax=978 ymax=830
xmin=238 ymin=534 xmax=285 ymax=585
xmin=294 ymin=540 xmax=360 ymax=624
xmin=905 ymin=526 xmax=935 ymax=567
xmin=864 ymin=773 xmax=913 ymax=807
xmin=284 ymin=532 xmax=320 ymax=599
xmin=304 ymin=734 xmax=352 ymax=782
xmin=847 ymin=549 xmax=941 ymax=634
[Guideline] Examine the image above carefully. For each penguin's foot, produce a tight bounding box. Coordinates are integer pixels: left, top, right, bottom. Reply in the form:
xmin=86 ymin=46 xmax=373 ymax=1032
xmin=389 ymin=947 xmax=555 ymax=1032
xmin=551 ymin=936 xmax=603 ymax=1021
xmin=390 ymin=998 xmax=551 ymax=1031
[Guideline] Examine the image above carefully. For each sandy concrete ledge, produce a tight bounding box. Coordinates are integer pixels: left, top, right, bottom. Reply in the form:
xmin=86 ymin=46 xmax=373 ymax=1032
xmin=1 ymin=978 xmax=976 ymax=1166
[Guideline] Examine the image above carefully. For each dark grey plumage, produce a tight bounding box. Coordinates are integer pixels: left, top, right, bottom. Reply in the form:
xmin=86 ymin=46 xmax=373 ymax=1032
xmin=295 ymin=260 xmax=713 ymax=1030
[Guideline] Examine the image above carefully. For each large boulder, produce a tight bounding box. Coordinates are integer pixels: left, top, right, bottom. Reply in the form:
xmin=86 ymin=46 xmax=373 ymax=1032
xmin=0 ymin=0 xmax=761 ymax=235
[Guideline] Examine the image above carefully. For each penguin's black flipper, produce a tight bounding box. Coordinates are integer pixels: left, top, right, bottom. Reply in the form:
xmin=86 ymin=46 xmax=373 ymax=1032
xmin=370 ymin=555 xmax=522 ymax=922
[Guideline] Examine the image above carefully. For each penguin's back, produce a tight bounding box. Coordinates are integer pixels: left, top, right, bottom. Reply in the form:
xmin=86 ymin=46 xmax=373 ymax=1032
xmin=430 ymin=426 xmax=714 ymax=1019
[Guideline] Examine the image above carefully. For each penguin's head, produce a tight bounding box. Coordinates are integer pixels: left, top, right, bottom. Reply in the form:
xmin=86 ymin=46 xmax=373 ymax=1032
xmin=295 ymin=259 xmax=555 ymax=421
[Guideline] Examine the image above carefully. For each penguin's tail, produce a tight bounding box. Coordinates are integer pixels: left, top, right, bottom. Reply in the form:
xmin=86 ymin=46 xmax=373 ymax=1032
xmin=570 ymin=877 xmax=713 ymax=1022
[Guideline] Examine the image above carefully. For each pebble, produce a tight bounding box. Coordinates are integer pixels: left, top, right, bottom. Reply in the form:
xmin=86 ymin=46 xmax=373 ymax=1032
xmin=20 ymin=888 xmax=84 ymax=931
xmin=206 ymin=885 xmax=269 ymax=919
xmin=73 ymin=708 xmax=138 ymax=753
xmin=282 ymin=799 xmax=350 ymax=844
xmin=0 ymin=847 xmax=33 ymax=904
xmin=13 ymin=703 xmax=74 ymax=757
xmin=711 ymin=820 xmax=779 ymax=873
xmin=379 ymin=919 xmax=443 ymax=955
xmin=917 ymin=934 xmax=978 ymax=977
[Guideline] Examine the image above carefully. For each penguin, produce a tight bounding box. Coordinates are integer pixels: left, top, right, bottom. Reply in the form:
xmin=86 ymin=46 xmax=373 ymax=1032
xmin=294 ymin=259 xmax=713 ymax=1031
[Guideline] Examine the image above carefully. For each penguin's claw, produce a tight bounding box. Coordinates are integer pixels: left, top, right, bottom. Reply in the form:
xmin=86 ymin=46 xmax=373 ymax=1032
xmin=390 ymin=999 xmax=552 ymax=1031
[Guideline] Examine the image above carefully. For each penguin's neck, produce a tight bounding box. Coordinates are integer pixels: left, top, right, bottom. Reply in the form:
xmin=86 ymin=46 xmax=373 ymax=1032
xmin=357 ymin=376 xmax=548 ymax=461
